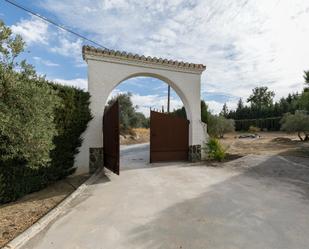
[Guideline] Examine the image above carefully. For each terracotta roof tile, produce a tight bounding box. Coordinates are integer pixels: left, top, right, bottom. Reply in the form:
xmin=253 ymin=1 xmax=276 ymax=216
xmin=82 ymin=46 xmax=206 ymax=72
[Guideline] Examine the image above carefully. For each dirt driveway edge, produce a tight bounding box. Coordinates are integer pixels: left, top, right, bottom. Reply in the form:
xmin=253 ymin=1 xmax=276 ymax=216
xmin=3 ymin=169 xmax=105 ymax=249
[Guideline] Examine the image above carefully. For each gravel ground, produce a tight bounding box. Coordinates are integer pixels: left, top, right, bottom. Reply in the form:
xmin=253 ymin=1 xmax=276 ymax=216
xmin=221 ymin=132 xmax=309 ymax=157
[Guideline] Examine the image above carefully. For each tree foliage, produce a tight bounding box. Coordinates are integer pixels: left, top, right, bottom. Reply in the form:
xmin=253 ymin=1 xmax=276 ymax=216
xmin=227 ymin=92 xmax=301 ymax=122
xmin=48 ymin=83 xmax=92 ymax=180
xmin=220 ymin=103 xmax=229 ymax=118
xmin=298 ymin=91 xmax=309 ymax=111
xmin=237 ymin=98 xmax=244 ymax=109
xmin=107 ymin=93 xmax=149 ymax=133
xmin=0 ymin=20 xmax=25 ymax=70
xmin=201 ymin=100 xmax=210 ymax=123
xmin=304 ymin=70 xmax=309 ymax=91
xmin=171 ymin=100 xmax=234 ymax=138
xmin=208 ymin=115 xmax=235 ymax=138
xmin=206 ymin=138 xmax=226 ymax=161
xmin=0 ymin=21 xmax=92 ymax=203
xmin=247 ymin=86 xmax=275 ymax=109
xmin=225 ymin=71 xmax=309 ymax=132
xmin=133 ymin=112 xmax=150 ymax=128
xmin=171 ymin=106 xmax=186 ymax=119
xmin=0 ymin=20 xmax=59 ymax=168
xmin=171 ymin=100 xmax=209 ymax=124
xmin=280 ymin=111 xmax=309 ymax=141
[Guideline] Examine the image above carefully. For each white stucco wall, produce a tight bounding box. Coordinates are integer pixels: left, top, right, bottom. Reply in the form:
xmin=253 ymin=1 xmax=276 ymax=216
xmin=74 ymin=54 xmax=206 ymax=174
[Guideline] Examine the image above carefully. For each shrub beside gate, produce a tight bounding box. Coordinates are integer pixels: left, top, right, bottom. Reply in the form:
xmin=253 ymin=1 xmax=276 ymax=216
xmin=0 ymin=20 xmax=92 ymax=203
xmin=0 ymin=79 xmax=92 ymax=203
xmin=49 ymin=83 xmax=92 ymax=181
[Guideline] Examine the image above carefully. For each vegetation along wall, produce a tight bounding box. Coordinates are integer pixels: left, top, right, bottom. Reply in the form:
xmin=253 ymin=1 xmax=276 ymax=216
xmin=0 ymin=21 xmax=92 ymax=203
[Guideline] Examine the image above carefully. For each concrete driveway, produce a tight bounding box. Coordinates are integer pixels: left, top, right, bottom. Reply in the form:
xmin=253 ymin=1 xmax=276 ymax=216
xmin=22 ymin=144 xmax=309 ymax=249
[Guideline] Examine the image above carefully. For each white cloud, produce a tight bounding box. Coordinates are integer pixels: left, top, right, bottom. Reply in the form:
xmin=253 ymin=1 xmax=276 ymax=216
xmin=206 ymin=100 xmax=237 ymax=115
xmin=11 ymin=16 xmax=49 ymax=45
xmin=33 ymin=56 xmax=59 ymax=67
xmin=52 ymin=78 xmax=88 ymax=90
xmin=11 ymin=15 xmax=85 ymax=68
xmin=50 ymin=33 xmax=85 ymax=67
xmin=51 ymin=35 xmax=82 ymax=57
xmin=39 ymin=0 xmax=309 ymax=110
xmin=108 ymin=89 xmax=183 ymax=117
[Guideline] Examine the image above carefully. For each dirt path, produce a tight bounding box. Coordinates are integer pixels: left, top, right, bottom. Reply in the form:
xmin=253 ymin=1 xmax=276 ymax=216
xmin=0 ymin=175 xmax=88 ymax=247
xmin=221 ymin=132 xmax=309 ymax=157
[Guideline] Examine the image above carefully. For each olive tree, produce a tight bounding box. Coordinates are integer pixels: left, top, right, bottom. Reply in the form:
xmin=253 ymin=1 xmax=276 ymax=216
xmin=0 ymin=20 xmax=60 ymax=168
xmin=106 ymin=92 xmax=148 ymax=133
xmin=208 ymin=115 xmax=235 ymax=138
xmin=280 ymin=111 xmax=309 ymax=141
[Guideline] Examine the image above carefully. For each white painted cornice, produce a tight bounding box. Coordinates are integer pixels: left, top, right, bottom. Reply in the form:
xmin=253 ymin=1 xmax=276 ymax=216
xmin=82 ymin=46 xmax=206 ymax=75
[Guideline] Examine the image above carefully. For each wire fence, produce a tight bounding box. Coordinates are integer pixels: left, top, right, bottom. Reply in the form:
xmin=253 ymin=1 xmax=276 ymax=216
xmin=234 ymin=116 xmax=282 ymax=131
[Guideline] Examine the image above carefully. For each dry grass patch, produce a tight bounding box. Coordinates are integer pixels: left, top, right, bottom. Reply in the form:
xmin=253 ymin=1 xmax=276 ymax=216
xmin=220 ymin=132 xmax=309 ymax=157
xmin=0 ymin=174 xmax=89 ymax=248
xmin=120 ymin=128 xmax=150 ymax=145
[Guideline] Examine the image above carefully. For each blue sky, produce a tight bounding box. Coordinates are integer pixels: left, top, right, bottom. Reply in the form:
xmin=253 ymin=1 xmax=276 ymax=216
xmin=1 ymin=0 xmax=309 ymax=115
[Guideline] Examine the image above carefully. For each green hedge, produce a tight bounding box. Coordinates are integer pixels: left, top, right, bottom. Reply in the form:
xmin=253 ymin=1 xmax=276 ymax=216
xmin=235 ymin=117 xmax=282 ymax=131
xmin=0 ymin=159 xmax=49 ymax=203
xmin=0 ymin=20 xmax=92 ymax=203
xmin=0 ymin=78 xmax=92 ymax=203
xmin=49 ymin=83 xmax=92 ymax=181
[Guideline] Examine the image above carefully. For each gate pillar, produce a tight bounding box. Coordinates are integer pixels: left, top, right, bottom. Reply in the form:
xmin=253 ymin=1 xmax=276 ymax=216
xmin=74 ymin=46 xmax=207 ymax=174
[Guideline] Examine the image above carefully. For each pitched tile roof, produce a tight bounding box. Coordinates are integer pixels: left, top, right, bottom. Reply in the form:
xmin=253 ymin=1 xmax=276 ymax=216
xmin=82 ymin=46 xmax=206 ymax=72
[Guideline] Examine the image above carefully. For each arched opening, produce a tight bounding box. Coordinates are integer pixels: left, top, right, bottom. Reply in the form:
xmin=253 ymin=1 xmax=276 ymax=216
xmin=103 ymin=72 xmax=192 ymax=121
xmin=75 ymin=46 xmax=206 ymax=175
xmin=103 ymin=75 xmax=189 ymax=173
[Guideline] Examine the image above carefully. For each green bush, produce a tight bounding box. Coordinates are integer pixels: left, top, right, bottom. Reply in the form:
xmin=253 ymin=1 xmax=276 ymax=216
xmin=0 ymin=21 xmax=92 ymax=203
xmin=48 ymin=83 xmax=92 ymax=180
xmin=0 ymin=79 xmax=92 ymax=203
xmin=208 ymin=115 xmax=235 ymax=138
xmin=107 ymin=93 xmax=148 ymax=134
xmin=206 ymin=138 xmax=226 ymax=161
xmin=171 ymin=100 xmax=210 ymax=123
xmin=0 ymin=68 xmax=59 ymax=202
xmin=280 ymin=110 xmax=309 ymax=141
xmin=0 ymin=159 xmax=49 ymax=203
xmin=249 ymin=125 xmax=261 ymax=133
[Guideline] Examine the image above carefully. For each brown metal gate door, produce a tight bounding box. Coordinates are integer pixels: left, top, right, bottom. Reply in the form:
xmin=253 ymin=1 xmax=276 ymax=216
xmin=150 ymin=111 xmax=189 ymax=162
xmin=103 ymin=100 xmax=120 ymax=175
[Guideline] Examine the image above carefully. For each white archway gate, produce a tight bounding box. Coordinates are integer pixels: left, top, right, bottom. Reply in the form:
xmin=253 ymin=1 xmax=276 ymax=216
xmin=74 ymin=46 xmax=207 ymax=174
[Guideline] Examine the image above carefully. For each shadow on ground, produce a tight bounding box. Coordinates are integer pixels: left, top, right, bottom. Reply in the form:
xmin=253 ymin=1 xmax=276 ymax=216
xmin=126 ymin=155 xmax=309 ymax=249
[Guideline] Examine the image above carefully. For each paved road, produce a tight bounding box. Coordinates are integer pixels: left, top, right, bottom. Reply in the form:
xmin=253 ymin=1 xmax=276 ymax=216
xmin=22 ymin=144 xmax=309 ymax=249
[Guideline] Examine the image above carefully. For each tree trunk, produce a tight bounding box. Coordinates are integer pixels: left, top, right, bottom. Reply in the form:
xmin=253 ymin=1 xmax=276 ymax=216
xmin=304 ymin=133 xmax=309 ymax=141
xmin=298 ymin=131 xmax=304 ymax=141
